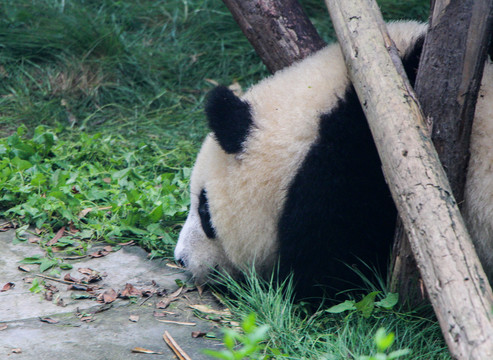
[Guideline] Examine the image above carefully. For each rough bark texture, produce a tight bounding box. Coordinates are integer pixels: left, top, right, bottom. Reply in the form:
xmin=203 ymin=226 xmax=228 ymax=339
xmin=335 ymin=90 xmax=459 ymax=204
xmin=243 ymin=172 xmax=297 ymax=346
xmin=325 ymin=0 xmax=493 ymax=358
xmin=391 ymin=0 xmax=493 ymax=307
xmin=221 ymin=0 xmax=326 ymax=73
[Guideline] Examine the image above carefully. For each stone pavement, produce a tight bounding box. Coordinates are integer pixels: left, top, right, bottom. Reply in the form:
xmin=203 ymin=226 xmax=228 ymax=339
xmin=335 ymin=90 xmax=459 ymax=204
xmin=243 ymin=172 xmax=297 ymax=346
xmin=0 ymin=228 xmax=225 ymax=359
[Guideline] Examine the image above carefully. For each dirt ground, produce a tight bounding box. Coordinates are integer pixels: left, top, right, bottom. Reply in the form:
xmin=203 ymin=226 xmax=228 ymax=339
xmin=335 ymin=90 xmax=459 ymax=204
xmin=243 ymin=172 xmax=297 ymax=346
xmin=0 ymin=227 xmax=227 ymax=359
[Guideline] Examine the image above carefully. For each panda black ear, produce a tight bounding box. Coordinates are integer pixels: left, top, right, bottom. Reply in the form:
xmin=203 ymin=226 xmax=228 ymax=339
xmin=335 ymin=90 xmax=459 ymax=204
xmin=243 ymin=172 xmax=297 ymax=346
xmin=205 ymin=86 xmax=253 ymax=154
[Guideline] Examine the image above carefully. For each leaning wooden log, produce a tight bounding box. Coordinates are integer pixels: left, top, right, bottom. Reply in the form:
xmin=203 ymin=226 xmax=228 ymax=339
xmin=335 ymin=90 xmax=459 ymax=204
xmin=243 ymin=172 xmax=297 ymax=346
xmin=221 ymin=0 xmax=326 ymax=73
xmin=391 ymin=0 xmax=493 ymax=303
xmin=325 ymin=0 xmax=493 ymax=358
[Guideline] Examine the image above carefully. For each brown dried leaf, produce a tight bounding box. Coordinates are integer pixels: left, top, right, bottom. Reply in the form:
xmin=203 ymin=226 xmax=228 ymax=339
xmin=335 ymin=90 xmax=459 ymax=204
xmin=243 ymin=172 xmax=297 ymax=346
xmin=44 ymin=284 xmax=58 ymax=292
xmin=44 ymin=291 xmax=54 ymax=301
xmin=0 ymin=222 xmax=13 ymax=232
xmin=98 ymin=288 xmax=117 ymax=304
xmin=78 ymin=268 xmax=102 ymax=282
xmin=102 ymin=177 xmax=111 ymax=184
xmin=11 ymin=348 xmax=22 ymax=354
xmin=131 ymin=347 xmax=162 ymax=354
xmin=1 ymin=282 xmax=15 ymax=292
xmin=78 ymin=208 xmax=93 ymax=219
xmin=166 ymin=262 xmax=183 ymax=269
xmin=0 ymin=324 xmax=7 ymax=331
xmin=68 ymin=284 xmax=90 ymax=291
xmin=118 ymin=240 xmax=134 ymax=246
xmin=39 ymin=317 xmax=59 ymax=324
xmin=18 ymin=265 xmax=31 ymax=272
xmin=63 ymin=274 xmax=79 ymax=283
xmin=28 ymin=236 xmax=41 ymax=244
xmin=78 ymin=267 xmax=95 ymax=275
xmin=120 ymin=283 xmax=142 ymax=298
xmin=191 ymin=331 xmax=207 ymax=338
xmin=129 ymin=315 xmax=140 ymax=322
xmin=89 ymin=249 xmax=110 ymax=258
xmin=23 ymin=277 xmax=34 ymax=284
xmin=47 ymin=226 xmax=65 ymax=246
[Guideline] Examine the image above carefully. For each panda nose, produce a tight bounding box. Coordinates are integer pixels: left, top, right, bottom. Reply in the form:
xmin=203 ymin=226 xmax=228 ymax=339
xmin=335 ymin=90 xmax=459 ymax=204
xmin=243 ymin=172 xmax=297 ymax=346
xmin=176 ymin=258 xmax=186 ymax=268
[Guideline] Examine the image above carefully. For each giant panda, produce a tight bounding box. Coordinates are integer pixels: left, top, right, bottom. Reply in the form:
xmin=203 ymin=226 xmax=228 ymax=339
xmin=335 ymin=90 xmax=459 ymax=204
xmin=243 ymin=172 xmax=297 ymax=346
xmin=174 ymin=21 xmax=493 ymax=299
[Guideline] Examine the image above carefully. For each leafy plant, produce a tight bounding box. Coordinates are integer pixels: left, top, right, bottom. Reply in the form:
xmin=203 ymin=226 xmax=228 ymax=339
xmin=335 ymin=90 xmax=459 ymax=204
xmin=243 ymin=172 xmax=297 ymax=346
xmin=359 ymin=328 xmax=410 ymax=360
xmin=326 ymin=291 xmax=399 ymax=318
xmin=0 ymin=125 xmax=192 ymax=262
xmin=204 ymin=313 xmax=273 ymax=360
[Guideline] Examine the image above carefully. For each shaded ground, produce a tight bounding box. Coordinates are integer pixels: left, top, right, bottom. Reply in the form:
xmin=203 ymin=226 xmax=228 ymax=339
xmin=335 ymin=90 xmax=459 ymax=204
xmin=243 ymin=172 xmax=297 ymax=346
xmin=0 ymin=228 xmax=226 ymax=359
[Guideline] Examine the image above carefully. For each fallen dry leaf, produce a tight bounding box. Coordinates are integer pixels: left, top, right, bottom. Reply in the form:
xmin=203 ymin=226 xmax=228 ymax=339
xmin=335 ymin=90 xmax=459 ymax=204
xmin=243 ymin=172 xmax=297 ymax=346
xmin=28 ymin=236 xmax=41 ymax=244
xmin=1 ymin=282 xmax=15 ymax=292
xmin=11 ymin=348 xmax=22 ymax=354
xmin=0 ymin=324 xmax=7 ymax=331
xmin=63 ymin=274 xmax=79 ymax=283
xmin=0 ymin=222 xmax=13 ymax=232
xmin=191 ymin=331 xmax=207 ymax=338
xmin=153 ymin=311 xmax=175 ymax=317
xmin=18 ymin=265 xmax=31 ymax=272
xmin=23 ymin=277 xmax=34 ymax=284
xmin=166 ymin=263 xmax=183 ymax=269
xmin=118 ymin=240 xmax=134 ymax=246
xmin=98 ymin=288 xmax=117 ymax=304
xmin=78 ymin=268 xmax=103 ymax=283
xmin=131 ymin=347 xmax=162 ymax=354
xmin=89 ymin=249 xmax=110 ymax=258
xmin=129 ymin=315 xmax=140 ymax=322
xmin=39 ymin=317 xmax=59 ymax=324
xmin=120 ymin=283 xmax=142 ymax=298
xmin=156 ymin=297 xmax=179 ymax=309
xmin=47 ymin=226 xmax=65 ymax=246
xmin=78 ymin=207 xmax=93 ymax=219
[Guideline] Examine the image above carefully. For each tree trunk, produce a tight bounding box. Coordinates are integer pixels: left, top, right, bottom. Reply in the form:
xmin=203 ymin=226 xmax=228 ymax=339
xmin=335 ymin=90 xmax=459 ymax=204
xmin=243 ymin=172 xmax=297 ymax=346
xmin=390 ymin=0 xmax=493 ymax=306
xmin=325 ymin=0 xmax=493 ymax=358
xmin=221 ymin=0 xmax=326 ymax=73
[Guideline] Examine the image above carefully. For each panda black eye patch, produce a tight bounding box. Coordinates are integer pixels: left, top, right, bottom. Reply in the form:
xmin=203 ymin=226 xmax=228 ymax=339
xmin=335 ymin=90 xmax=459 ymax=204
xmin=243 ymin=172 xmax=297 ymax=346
xmin=198 ymin=189 xmax=216 ymax=239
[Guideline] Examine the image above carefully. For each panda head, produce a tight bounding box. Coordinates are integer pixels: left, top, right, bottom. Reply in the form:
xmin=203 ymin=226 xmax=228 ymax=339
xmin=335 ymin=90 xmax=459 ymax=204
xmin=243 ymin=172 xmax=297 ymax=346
xmin=175 ymin=21 xmax=428 ymax=295
xmin=174 ymin=84 xmax=289 ymax=283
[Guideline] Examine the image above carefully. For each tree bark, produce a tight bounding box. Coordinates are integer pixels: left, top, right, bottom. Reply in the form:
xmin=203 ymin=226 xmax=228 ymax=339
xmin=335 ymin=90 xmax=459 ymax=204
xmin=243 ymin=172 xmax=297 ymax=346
xmin=325 ymin=0 xmax=493 ymax=358
xmin=391 ymin=0 xmax=493 ymax=305
xmin=221 ymin=0 xmax=326 ymax=73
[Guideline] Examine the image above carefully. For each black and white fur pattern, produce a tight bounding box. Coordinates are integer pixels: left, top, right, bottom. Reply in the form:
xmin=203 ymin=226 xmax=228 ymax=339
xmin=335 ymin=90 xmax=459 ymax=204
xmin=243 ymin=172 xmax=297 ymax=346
xmin=175 ymin=21 xmax=493 ymax=297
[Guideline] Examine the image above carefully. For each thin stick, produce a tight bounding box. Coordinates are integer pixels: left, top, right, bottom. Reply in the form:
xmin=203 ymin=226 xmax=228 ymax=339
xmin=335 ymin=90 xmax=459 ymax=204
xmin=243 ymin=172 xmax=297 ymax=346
xmin=35 ymin=274 xmax=74 ymax=285
xmin=163 ymin=331 xmax=192 ymax=360
xmin=156 ymin=319 xmax=196 ymax=326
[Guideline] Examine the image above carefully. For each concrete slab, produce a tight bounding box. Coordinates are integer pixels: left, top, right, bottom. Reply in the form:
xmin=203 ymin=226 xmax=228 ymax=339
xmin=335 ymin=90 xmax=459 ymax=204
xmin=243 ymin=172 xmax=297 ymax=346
xmin=0 ymin=229 xmax=225 ymax=359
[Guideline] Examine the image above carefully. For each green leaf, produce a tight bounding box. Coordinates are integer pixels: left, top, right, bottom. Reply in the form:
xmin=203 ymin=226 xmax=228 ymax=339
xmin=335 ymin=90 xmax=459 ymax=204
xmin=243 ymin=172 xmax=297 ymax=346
xmin=387 ymin=349 xmax=411 ymax=359
xmin=11 ymin=157 xmax=32 ymax=171
xmin=374 ymin=328 xmax=395 ymax=352
xmin=355 ymin=291 xmax=380 ymax=318
xmin=21 ymin=255 xmax=43 ymax=264
xmin=375 ymin=293 xmax=399 ymax=309
xmin=29 ymin=278 xmax=42 ymax=293
xmin=39 ymin=258 xmax=58 ymax=272
xmin=326 ymin=300 xmax=356 ymax=314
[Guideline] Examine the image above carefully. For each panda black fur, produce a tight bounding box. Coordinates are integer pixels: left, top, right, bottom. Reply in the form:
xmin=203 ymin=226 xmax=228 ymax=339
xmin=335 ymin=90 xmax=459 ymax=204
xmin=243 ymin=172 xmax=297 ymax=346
xmin=175 ymin=21 xmax=493 ymax=298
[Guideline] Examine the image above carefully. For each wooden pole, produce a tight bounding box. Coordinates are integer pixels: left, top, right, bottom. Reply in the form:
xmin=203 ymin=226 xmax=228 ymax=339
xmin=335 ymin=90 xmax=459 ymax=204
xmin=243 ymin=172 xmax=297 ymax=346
xmin=221 ymin=0 xmax=326 ymax=73
xmin=325 ymin=0 xmax=493 ymax=358
xmin=391 ymin=0 xmax=493 ymax=303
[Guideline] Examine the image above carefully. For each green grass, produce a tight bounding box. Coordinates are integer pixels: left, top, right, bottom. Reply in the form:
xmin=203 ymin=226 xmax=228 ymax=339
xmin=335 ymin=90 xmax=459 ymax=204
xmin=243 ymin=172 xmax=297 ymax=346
xmin=0 ymin=0 xmax=444 ymax=358
xmin=212 ymin=270 xmax=450 ymax=359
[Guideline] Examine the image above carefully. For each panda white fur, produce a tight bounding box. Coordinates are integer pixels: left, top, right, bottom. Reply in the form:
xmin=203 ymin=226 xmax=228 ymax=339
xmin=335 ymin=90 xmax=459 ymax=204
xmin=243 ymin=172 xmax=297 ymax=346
xmin=175 ymin=21 xmax=493 ymax=298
